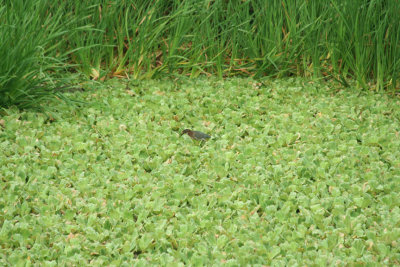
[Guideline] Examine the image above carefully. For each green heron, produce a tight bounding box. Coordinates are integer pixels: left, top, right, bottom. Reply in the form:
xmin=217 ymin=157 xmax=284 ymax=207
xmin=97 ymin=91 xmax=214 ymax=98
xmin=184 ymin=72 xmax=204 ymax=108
xmin=181 ymin=129 xmax=211 ymax=141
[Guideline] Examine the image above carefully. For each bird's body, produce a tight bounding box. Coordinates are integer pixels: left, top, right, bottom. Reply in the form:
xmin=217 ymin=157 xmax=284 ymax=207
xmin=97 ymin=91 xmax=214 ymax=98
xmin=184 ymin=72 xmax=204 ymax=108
xmin=181 ymin=129 xmax=211 ymax=141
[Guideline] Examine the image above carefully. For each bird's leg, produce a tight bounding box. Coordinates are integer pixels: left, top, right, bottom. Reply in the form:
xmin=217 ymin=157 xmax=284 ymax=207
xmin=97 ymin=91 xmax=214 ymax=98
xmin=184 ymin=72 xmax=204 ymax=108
xmin=199 ymin=140 xmax=205 ymax=147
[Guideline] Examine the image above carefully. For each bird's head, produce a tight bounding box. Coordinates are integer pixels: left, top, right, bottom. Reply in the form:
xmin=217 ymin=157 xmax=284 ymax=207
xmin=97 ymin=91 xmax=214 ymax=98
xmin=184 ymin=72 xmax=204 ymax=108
xmin=181 ymin=129 xmax=192 ymax=136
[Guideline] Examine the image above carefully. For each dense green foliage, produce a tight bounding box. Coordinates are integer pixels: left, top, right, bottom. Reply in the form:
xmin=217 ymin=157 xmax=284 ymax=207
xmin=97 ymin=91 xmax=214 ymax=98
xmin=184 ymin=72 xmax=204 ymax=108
xmin=1 ymin=0 xmax=399 ymax=264
xmin=0 ymin=1 xmax=84 ymax=109
xmin=1 ymin=0 xmax=400 ymax=108
xmin=1 ymin=78 xmax=399 ymax=265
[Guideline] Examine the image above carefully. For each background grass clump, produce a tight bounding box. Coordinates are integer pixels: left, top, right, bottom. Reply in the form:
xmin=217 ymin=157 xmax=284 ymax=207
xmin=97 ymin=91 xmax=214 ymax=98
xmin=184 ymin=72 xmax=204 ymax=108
xmin=0 ymin=78 xmax=399 ymax=265
xmin=1 ymin=0 xmax=400 ymax=108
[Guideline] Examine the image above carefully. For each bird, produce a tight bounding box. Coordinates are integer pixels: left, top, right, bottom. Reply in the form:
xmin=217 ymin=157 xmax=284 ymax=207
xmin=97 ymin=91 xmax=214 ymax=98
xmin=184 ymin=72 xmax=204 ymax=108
xmin=181 ymin=129 xmax=211 ymax=141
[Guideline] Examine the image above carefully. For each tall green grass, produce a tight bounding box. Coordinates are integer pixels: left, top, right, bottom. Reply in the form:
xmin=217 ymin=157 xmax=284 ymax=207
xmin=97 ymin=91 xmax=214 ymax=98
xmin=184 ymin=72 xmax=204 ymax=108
xmin=1 ymin=0 xmax=399 ymax=109
xmin=0 ymin=0 xmax=90 ymax=109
